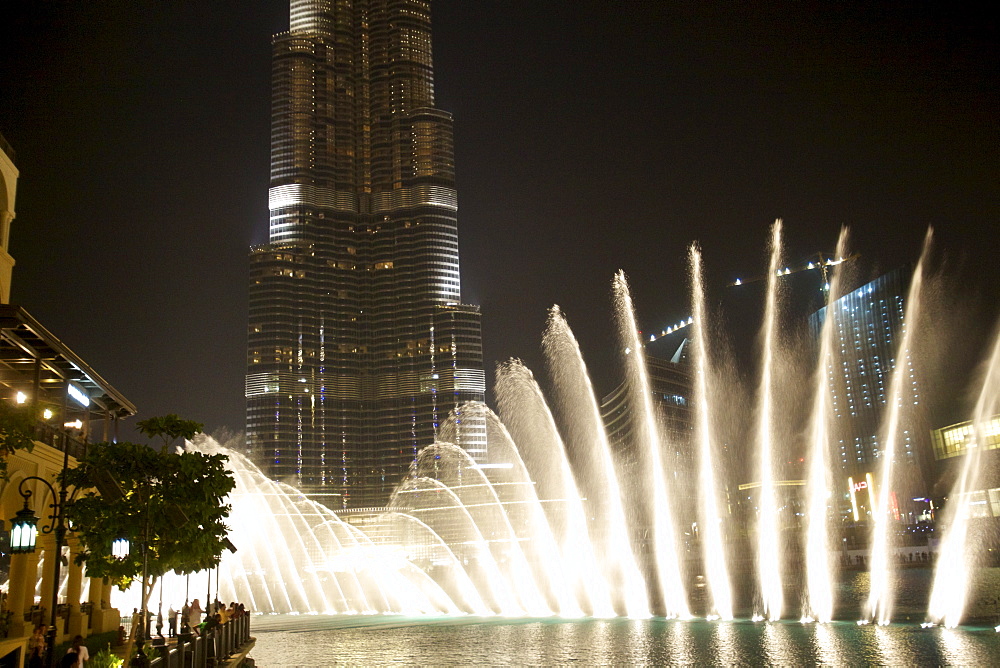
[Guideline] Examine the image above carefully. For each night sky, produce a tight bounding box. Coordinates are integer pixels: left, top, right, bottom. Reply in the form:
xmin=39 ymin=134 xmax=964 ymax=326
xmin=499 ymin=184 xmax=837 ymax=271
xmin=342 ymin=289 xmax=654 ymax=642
xmin=1 ymin=1 xmax=997 ymax=439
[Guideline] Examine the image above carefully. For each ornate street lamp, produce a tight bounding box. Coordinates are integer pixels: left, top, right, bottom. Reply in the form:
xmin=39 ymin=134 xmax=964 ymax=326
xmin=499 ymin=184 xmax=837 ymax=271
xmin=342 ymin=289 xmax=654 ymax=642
xmin=8 ymin=502 xmax=39 ymax=553
xmin=112 ymin=538 xmax=130 ymax=560
xmin=10 ymin=474 xmax=68 ymax=668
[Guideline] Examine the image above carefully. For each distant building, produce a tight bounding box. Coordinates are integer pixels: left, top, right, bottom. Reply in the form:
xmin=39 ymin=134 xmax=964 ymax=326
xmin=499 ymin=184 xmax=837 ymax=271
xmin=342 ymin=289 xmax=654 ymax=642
xmin=603 ymin=335 xmax=692 ymax=451
xmin=246 ymin=1 xmax=486 ymax=509
xmin=931 ymin=415 xmax=1000 ymax=516
xmin=601 ymin=329 xmax=697 ymax=536
xmin=809 ymin=267 xmax=930 ymax=519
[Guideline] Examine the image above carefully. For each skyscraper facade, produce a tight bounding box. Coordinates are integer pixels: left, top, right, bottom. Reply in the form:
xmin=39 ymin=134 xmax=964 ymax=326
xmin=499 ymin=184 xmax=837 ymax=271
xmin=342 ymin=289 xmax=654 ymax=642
xmin=809 ymin=267 xmax=929 ymax=499
xmin=247 ymin=0 xmax=485 ymax=509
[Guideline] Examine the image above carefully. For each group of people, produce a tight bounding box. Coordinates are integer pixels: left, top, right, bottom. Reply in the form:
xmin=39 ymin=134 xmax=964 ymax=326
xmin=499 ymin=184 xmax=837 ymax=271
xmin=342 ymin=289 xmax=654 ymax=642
xmin=126 ymin=598 xmax=249 ymax=642
xmin=185 ymin=599 xmax=248 ymax=636
xmin=28 ymin=626 xmax=89 ymax=668
xmin=179 ymin=599 xmax=249 ymax=637
xmin=27 ymin=598 xmax=249 ymax=667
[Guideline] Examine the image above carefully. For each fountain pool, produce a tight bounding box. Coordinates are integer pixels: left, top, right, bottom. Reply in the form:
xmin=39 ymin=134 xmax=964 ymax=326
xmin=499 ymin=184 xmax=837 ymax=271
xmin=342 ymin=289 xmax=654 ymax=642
xmin=245 ymin=613 xmax=1000 ymax=666
xmin=109 ymin=227 xmax=999 ymax=650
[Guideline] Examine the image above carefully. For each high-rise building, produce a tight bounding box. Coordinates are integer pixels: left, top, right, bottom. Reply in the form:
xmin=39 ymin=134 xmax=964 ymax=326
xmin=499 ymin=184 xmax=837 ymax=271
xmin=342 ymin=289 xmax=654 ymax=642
xmin=246 ymin=0 xmax=485 ymax=509
xmin=809 ymin=267 xmax=930 ymax=507
xmin=601 ymin=330 xmax=698 ymax=545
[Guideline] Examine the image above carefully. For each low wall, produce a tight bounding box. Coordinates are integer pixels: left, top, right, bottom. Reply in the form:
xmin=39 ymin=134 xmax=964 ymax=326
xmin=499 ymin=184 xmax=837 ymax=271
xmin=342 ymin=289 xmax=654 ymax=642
xmin=0 ymin=636 xmax=28 ymax=666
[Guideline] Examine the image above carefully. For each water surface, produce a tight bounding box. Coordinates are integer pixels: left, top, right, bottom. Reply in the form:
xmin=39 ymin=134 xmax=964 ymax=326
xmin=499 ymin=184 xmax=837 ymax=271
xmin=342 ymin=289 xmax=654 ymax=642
xmin=248 ymin=614 xmax=1000 ymax=666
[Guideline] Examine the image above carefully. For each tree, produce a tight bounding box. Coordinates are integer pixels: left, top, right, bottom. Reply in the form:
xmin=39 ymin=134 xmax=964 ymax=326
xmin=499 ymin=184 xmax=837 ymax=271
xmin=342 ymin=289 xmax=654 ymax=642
xmin=62 ymin=442 xmax=234 ymax=584
xmin=0 ymin=401 xmax=37 ymax=479
xmin=62 ymin=419 xmax=233 ymax=663
xmin=135 ymin=414 xmax=204 ymax=453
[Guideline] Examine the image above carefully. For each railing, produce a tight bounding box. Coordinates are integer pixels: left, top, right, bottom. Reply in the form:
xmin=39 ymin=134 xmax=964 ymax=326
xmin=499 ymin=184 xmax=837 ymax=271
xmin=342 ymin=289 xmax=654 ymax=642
xmin=32 ymin=422 xmax=88 ymax=460
xmin=147 ymin=615 xmax=252 ymax=668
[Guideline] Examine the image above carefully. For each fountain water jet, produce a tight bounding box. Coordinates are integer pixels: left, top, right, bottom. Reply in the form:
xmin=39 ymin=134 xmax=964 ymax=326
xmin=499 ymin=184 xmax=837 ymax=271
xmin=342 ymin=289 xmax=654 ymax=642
xmin=802 ymin=227 xmax=850 ymax=623
xmin=755 ymin=220 xmax=785 ymax=622
xmin=928 ymin=319 xmax=1000 ymax=627
xmin=89 ymin=225 xmax=1000 ymax=632
xmin=865 ymin=228 xmax=933 ymax=625
xmin=445 ymin=406 xmax=586 ymax=617
xmin=541 ymin=306 xmax=651 ymax=618
xmin=690 ymin=244 xmax=734 ymax=620
xmin=614 ymin=271 xmax=690 ymax=619
xmin=495 ymin=360 xmax=614 ymax=617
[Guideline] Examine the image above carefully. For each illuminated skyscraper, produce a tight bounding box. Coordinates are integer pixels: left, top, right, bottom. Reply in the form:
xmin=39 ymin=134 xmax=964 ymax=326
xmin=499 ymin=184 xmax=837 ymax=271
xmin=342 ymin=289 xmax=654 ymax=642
xmin=247 ymin=0 xmax=485 ymax=508
xmin=809 ymin=267 xmax=929 ymax=494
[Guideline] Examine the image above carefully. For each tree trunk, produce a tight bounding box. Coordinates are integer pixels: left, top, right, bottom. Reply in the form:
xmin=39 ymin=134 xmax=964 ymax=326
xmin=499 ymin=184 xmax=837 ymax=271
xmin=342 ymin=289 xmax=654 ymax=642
xmin=122 ymin=574 xmax=159 ymax=665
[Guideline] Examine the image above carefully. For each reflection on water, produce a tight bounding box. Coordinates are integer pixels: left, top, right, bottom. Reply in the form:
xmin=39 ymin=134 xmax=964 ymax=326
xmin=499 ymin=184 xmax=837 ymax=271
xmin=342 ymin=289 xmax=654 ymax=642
xmin=247 ymin=615 xmax=1000 ymax=667
xmin=812 ymin=620 xmax=846 ymax=665
xmin=709 ymin=622 xmax=739 ymax=665
xmin=762 ymin=622 xmax=796 ymax=665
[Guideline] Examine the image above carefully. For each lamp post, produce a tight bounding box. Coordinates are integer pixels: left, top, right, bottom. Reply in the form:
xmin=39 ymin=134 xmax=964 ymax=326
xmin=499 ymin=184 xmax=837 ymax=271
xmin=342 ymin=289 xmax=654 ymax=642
xmin=131 ymin=495 xmax=152 ymax=668
xmin=9 ymin=453 xmax=69 ymax=668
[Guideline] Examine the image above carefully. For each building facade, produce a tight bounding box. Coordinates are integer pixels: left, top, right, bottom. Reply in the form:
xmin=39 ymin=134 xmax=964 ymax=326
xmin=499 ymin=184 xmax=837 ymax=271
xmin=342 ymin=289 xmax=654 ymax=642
xmin=809 ymin=267 xmax=930 ymax=515
xmin=931 ymin=414 xmax=1000 ymax=516
xmin=0 ymin=133 xmax=135 ymax=655
xmin=600 ymin=332 xmax=698 ymax=548
xmin=0 ymin=133 xmax=18 ymax=304
xmin=246 ymin=0 xmax=485 ymax=509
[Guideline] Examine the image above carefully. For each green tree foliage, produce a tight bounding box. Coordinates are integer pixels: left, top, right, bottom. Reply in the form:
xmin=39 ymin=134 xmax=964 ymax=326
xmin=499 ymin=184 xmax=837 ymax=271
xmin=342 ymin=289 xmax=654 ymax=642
xmin=135 ymin=414 xmax=204 ymax=453
xmin=0 ymin=401 xmax=37 ymax=479
xmin=62 ymin=440 xmax=235 ymax=589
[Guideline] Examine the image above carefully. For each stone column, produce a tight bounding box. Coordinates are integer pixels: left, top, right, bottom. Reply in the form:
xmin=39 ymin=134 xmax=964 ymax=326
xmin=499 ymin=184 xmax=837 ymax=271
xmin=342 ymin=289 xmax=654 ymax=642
xmin=66 ymin=539 xmax=85 ymax=638
xmin=6 ymin=552 xmax=30 ymax=637
xmin=37 ymin=536 xmax=55 ymax=627
xmin=0 ymin=211 xmax=13 ymax=249
xmin=90 ymin=578 xmax=119 ymax=635
xmin=14 ymin=548 xmax=41 ymax=637
xmin=36 ymin=534 xmax=62 ymax=642
xmin=86 ymin=575 xmax=103 ymax=634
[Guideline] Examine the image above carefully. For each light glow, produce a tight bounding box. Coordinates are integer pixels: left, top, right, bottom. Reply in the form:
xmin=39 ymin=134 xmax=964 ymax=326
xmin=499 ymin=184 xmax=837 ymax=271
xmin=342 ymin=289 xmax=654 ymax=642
xmin=68 ymin=382 xmax=90 ymax=407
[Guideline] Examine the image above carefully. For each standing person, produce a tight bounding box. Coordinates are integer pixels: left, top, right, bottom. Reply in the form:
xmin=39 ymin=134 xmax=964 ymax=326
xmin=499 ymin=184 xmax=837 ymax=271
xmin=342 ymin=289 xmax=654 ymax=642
xmin=188 ymin=599 xmax=203 ymax=635
xmin=129 ymin=608 xmax=140 ymax=641
xmin=67 ymin=635 xmax=89 ymax=667
xmin=27 ymin=624 xmax=47 ymax=668
xmin=168 ymin=605 xmax=177 ymax=637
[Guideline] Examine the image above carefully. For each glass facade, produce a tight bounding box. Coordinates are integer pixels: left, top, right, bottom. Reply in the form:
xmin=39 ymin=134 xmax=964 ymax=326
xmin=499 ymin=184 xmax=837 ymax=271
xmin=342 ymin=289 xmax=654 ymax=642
xmin=601 ymin=336 xmax=698 ymax=542
xmin=931 ymin=416 xmax=1000 ymax=460
xmin=247 ymin=0 xmax=485 ymax=509
xmin=809 ymin=267 xmax=927 ymax=486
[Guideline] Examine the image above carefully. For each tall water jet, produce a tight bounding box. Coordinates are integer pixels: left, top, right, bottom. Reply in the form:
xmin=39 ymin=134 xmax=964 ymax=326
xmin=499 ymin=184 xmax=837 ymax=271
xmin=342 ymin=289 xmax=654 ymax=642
xmin=755 ymin=219 xmax=785 ymax=622
xmin=613 ymin=271 xmax=690 ymax=619
xmin=411 ymin=439 xmax=552 ymax=616
xmin=495 ymin=361 xmax=614 ymax=617
xmin=802 ymin=227 xmax=850 ymax=623
xmin=390 ymin=473 xmax=520 ymax=615
xmin=689 ymin=245 xmax=734 ymax=620
xmin=927 ymin=320 xmax=1000 ymax=627
xmin=444 ymin=400 xmax=586 ymax=617
xmin=542 ymin=306 xmax=651 ymax=618
xmin=89 ymin=226 xmax=1000 ymax=630
xmin=865 ymin=227 xmax=932 ymax=625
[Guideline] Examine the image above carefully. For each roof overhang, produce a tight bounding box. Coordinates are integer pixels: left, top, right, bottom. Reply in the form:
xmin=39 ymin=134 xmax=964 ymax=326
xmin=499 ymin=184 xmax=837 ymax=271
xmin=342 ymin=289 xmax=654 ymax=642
xmin=0 ymin=304 xmax=136 ymax=419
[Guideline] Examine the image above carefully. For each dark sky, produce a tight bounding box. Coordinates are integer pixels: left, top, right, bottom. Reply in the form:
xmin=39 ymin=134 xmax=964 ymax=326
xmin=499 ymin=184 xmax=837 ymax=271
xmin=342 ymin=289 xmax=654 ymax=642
xmin=1 ymin=1 xmax=997 ymax=438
